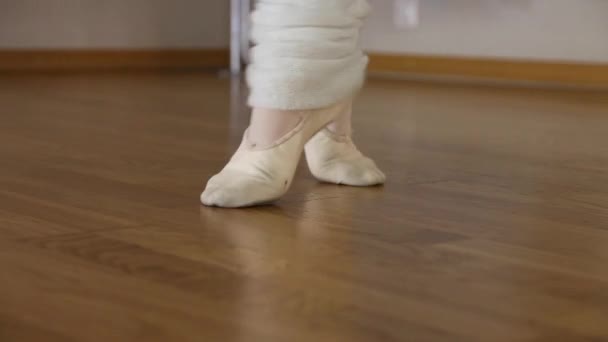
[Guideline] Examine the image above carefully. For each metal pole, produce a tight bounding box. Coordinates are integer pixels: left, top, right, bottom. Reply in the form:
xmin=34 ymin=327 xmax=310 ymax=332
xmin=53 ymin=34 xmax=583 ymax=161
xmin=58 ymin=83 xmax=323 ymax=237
xmin=230 ymin=0 xmax=242 ymax=75
xmin=240 ymin=0 xmax=251 ymax=65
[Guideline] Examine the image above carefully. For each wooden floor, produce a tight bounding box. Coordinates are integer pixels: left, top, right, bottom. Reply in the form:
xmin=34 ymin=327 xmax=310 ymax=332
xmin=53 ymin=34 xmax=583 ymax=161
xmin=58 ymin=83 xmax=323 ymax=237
xmin=1 ymin=72 xmax=608 ymax=342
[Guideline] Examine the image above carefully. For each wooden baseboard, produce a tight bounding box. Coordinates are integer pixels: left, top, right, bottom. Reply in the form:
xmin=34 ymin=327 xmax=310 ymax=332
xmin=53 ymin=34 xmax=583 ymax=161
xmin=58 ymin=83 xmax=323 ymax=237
xmin=368 ymin=53 xmax=608 ymax=88
xmin=2 ymin=49 xmax=606 ymax=88
xmin=0 ymin=49 xmax=229 ymax=71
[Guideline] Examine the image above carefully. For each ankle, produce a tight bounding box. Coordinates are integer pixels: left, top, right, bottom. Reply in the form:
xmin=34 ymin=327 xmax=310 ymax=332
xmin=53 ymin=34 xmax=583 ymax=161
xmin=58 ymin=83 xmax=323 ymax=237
xmin=248 ymin=107 xmax=304 ymax=149
xmin=326 ymin=103 xmax=352 ymax=136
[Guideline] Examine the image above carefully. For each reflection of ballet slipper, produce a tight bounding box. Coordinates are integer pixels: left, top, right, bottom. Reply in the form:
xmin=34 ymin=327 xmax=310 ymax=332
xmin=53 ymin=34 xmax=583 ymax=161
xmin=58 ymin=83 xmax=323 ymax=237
xmin=201 ymin=101 xmax=350 ymax=208
xmin=305 ymin=128 xmax=385 ymax=186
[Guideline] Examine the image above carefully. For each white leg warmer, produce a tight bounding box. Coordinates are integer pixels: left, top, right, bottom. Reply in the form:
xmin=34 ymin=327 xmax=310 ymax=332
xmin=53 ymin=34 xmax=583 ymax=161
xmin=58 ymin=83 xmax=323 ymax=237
xmin=247 ymin=0 xmax=371 ymax=110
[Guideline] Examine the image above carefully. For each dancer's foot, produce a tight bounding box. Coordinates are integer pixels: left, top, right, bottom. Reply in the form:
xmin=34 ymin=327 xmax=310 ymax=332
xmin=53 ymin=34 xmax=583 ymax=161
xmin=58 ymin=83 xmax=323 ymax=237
xmin=201 ymin=101 xmax=350 ymax=208
xmin=305 ymin=105 xmax=385 ymax=186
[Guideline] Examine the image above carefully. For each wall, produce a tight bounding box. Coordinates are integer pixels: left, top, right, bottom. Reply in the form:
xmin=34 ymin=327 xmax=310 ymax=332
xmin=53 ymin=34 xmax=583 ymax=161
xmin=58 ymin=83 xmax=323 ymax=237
xmin=361 ymin=0 xmax=608 ymax=63
xmin=0 ymin=0 xmax=229 ymax=48
xmin=1 ymin=0 xmax=607 ymax=64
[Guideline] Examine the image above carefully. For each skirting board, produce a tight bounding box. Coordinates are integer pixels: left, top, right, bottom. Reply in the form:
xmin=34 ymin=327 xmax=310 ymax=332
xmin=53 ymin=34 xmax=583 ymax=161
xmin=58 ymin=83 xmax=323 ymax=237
xmin=367 ymin=53 xmax=608 ymax=88
xmin=0 ymin=49 xmax=229 ymax=71
xmin=1 ymin=49 xmax=607 ymax=88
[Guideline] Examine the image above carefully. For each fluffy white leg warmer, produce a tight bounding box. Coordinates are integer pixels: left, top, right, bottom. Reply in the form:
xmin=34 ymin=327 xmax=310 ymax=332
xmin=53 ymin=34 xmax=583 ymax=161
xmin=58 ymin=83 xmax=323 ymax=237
xmin=247 ymin=0 xmax=371 ymax=110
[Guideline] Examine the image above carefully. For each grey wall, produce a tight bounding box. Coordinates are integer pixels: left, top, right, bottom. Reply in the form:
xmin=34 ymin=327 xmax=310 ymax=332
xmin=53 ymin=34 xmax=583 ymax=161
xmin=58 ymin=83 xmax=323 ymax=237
xmin=0 ymin=0 xmax=229 ymax=48
xmin=1 ymin=0 xmax=607 ymax=63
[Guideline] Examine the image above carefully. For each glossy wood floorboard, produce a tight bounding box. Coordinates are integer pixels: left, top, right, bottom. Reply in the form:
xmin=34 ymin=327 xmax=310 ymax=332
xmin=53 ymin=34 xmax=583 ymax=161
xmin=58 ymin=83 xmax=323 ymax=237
xmin=1 ymin=72 xmax=608 ymax=342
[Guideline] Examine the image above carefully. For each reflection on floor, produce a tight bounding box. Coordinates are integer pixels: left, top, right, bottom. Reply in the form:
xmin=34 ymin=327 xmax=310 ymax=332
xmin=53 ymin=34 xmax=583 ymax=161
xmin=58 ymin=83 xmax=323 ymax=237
xmin=1 ymin=72 xmax=608 ymax=341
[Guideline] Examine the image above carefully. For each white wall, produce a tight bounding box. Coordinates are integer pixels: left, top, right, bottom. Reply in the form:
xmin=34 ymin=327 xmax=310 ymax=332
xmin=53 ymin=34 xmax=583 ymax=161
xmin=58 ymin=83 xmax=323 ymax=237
xmin=361 ymin=0 xmax=608 ymax=63
xmin=0 ymin=0 xmax=229 ymax=48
